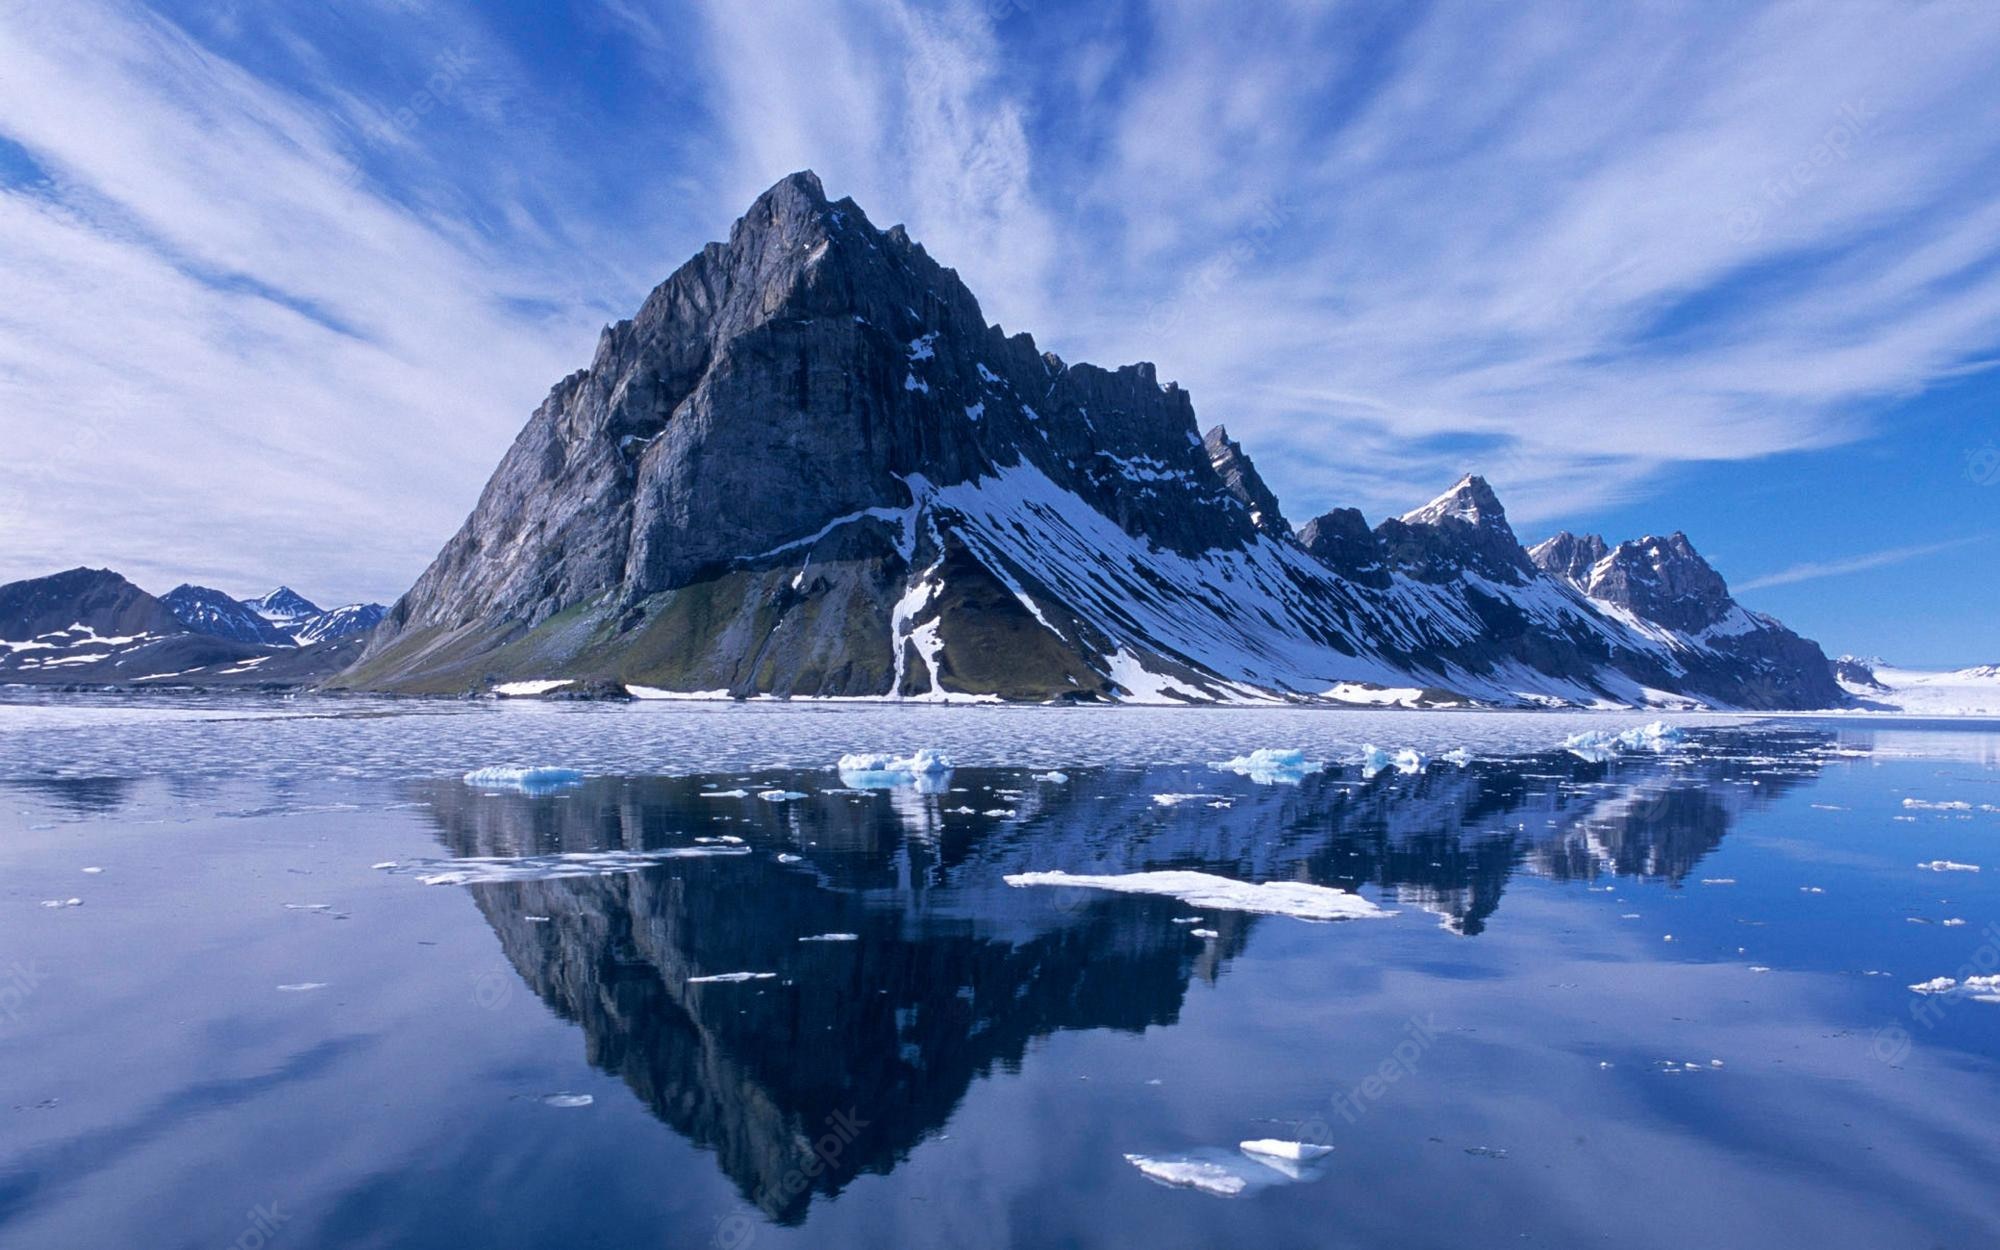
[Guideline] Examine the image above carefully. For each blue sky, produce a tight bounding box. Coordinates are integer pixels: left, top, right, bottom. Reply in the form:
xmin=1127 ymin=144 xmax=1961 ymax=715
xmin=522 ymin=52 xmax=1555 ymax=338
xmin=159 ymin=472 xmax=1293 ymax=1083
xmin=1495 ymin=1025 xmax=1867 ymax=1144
xmin=0 ymin=0 xmax=1995 ymax=664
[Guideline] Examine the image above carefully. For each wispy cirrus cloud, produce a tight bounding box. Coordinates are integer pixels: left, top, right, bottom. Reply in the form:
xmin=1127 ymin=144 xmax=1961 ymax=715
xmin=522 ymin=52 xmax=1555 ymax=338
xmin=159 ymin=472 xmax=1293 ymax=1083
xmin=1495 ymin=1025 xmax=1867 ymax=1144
xmin=2 ymin=0 xmax=1999 ymax=608
xmin=1736 ymin=536 xmax=1990 ymax=592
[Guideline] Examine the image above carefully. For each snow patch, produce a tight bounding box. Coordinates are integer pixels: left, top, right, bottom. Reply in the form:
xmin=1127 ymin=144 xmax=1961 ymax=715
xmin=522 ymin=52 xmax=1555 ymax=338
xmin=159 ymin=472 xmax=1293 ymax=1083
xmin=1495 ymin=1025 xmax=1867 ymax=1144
xmin=1004 ymin=870 xmax=1391 ymax=922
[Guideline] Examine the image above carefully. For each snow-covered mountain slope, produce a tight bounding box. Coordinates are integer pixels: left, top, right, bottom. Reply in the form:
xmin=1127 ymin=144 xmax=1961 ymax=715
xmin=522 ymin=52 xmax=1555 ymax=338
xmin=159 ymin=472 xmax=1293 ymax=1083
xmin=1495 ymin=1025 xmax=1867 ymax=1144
xmin=335 ymin=171 xmax=1841 ymax=709
xmin=1835 ymin=660 xmax=2000 ymax=716
xmin=292 ymin=602 xmax=386 ymax=645
xmin=247 ymin=586 xmax=322 ymax=629
xmin=162 ymin=584 xmax=296 ymax=646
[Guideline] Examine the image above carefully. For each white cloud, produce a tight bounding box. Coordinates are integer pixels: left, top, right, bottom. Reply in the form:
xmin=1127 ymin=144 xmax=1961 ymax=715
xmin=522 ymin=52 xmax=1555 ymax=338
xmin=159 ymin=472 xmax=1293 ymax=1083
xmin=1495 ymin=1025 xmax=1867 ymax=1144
xmin=1736 ymin=537 xmax=1990 ymax=592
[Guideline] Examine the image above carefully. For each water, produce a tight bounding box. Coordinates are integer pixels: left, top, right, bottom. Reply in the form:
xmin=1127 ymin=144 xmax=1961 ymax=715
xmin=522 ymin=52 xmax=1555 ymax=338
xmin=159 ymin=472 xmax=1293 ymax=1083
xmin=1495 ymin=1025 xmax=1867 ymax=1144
xmin=2 ymin=698 xmax=1998 ymax=1248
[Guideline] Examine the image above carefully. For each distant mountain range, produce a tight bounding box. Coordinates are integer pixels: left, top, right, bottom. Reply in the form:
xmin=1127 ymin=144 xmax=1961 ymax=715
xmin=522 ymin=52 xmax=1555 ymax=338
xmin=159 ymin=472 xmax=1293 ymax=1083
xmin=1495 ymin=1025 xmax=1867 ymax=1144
xmin=0 ymin=569 xmax=382 ymax=687
xmin=326 ymin=171 xmax=1845 ymax=709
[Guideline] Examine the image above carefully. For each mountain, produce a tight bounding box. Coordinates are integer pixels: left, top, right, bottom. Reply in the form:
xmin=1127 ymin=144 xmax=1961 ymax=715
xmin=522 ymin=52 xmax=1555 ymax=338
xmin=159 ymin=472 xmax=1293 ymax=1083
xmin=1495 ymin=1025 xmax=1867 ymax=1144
xmin=248 ymin=586 xmax=322 ymax=629
xmin=0 ymin=568 xmax=364 ymax=688
xmin=162 ymin=584 xmax=296 ymax=646
xmin=1834 ymin=660 xmax=2000 ymax=715
xmin=292 ymin=602 xmax=386 ymax=646
xmin=336 ymin=171 xmax=1840 ymax=709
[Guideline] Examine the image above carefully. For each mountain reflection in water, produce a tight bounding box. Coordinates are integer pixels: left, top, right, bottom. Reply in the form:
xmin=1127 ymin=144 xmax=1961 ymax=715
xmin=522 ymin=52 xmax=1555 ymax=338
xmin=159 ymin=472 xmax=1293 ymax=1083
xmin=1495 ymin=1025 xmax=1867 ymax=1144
xmin=409 ymin=729 xmax=1828 ymax=1223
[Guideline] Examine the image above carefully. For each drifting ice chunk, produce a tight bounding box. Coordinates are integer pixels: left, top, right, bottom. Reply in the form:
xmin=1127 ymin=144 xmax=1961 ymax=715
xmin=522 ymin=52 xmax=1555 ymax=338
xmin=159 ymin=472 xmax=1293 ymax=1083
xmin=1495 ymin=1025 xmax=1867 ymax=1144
xmin=462 ymin=766 xmax=585 ymax=792
xmin=836 ymin=750 xmax=955 ymax=791
xmin=542 ymin=1093 xmax=594 ymax=1108
xmin=701 ymin=790 xmax=750 ymax=799
xmin=687 ymin=971 xmax=777 ymax=984
xmin=1903 ymin=799 xmax=1972 ymax=811
xmin=276 ymin=982 xmax=329 ymax=992
xmin=1123 ymin=1154 xmax=1254 ymax=1197
xmin=1034 ymin=771 xmax=1070 ymax=783
xmin=799 ymin=933 xmax=860 ymax=942
xmin=1562 ymin=721 xmax=1684 ymax=762
xmin=1360 ymin=745 xmax=1426 ymax=777
xmin=1910 ymin=975 xmax=2000 ymax=1003
xmin=1918 ymin=860 xmax=1980 ymax=872
xmin=775 ymin=853 xmax=804 ymax=864
xmin=1004 ymin=870 xmax=1391 ymax=922
xmin=1438 ymin=749 xmax=1472 ymax=767
xmin=1210 ymin=748 xmax=1323 ymax=784
xmin=39 ymin=898 xmax=82 ymax=908
xmin=758 ymin=790 xmax=808 ymax=802
xmin=1239 ymin=1139 xmax=1333 ymax=1162
xmin=1189 ymin=928 xmax=1219 ymax=939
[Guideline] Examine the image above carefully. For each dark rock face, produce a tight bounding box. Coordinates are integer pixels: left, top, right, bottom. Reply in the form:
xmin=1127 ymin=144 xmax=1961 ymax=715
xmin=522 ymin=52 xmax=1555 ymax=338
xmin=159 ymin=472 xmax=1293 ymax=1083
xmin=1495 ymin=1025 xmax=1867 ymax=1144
xmin=1203 ymin=425 xmax=1289 ymax=536
xmin=1296 ymin=508 xmax=1391 ymax=589
xmin=1832 ymin=655 xmax=1887 ymax=689
xmin=162 ymin=584 xmax=296 ymax=646
xmin=1526 ymin=531 xmax=1609 ymax=584
xmin=0 ymin=568 xmax=183 ymax=642
xmin=337 ymin=172 xmax=1847 ymax=710
xmin=1581 ymin=533 xmax=1732 ymax=633
xmin=247 ymin=586 xmax=321 ymax=628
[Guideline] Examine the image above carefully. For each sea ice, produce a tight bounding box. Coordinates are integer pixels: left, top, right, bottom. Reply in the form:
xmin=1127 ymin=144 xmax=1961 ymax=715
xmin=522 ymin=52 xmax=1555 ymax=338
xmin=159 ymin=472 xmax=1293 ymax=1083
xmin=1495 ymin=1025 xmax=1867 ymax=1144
xmin=1903 ymin=799 xmax=1973 ymax=811
xmin=1918 ymin=860 xmax=1980 ymax=872
xmin=39 ymin=898 xmax=82 ymax=908
xmin=1239 ymin=1139 xmax=1333 ymax=1163
xmin=1034 ymin=771 xmax=1070 ymax=783
xmin=1562 ymin=721 xmax=1684 ymax=762
xmin=701 ymin=790 xmax=750 ymax=799
xmin=1121 ymin=1154 xmax=1265 ymax=1197
xmin=757 ymin=790 xmax=808 ymax=802
xmin=1004 ymin=870 xmax=1391 ymax=922
xmin=836 ymin=750 xmax=955 ymax=790
xmin=398 ymin=846 xmax=749 ymax=886
xmin=687 ymin=972 xmax=778 ymax=984
xmin=276 ymin=982 xmax=329 ymax=992
xmin=799 ymin=933 xmax=860 ymax=942
xmin=542 ymin=1093 xmax=594 ymax=1108
xmin=1359 ymin=745 xmax=1427 ymax=776
xmin=1190 ymin=928 xmax=1219 ymax=938
xmin=1910 ymin=976 xmax=2000 ymax=1002
xmin=1210 ymin=748 xmax=1323 ymax=783
xmin=462 ymin=765 xmax=585 ymax=791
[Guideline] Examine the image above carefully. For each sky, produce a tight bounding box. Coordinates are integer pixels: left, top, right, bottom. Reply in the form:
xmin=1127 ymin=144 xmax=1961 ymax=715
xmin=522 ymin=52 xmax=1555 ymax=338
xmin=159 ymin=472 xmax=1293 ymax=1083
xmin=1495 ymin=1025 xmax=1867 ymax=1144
xmin=0 ymin=0 xmax=1996 ymax=665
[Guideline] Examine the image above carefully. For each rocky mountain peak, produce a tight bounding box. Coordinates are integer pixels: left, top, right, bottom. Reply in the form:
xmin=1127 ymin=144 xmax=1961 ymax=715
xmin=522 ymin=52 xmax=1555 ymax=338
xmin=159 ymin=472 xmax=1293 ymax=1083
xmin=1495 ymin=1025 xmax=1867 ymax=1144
xmin=1585 ymin=533 xmax=1733 ymax=632
xmin=1376 ymin=474 xmax=1534 ymax=585
xmin=1297 ymin=507 xmax=1391 ymax=588
xmin=1202 ymin=425 xmax=1289 ymax=535
xmin=1527 ymin=531 xmax=1610 ymax=584
xmin=1399 ymin=474 xmax=1508 ymax=530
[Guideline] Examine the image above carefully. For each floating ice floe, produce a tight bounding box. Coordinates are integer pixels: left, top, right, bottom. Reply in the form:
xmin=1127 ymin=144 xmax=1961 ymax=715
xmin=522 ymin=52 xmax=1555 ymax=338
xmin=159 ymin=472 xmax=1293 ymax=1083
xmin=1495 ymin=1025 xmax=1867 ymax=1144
xmin=39 ymin=898 xmax=82 ymax=909
xmin=395 ymin=846 xmax=749 ymax=886
xmin=1909 ymin=975 xmax=2000 ymax=1003
xmin=757 ymin=790 xmax=808 ymax=802
xmin=701 ymin=789 xmax=750 ymax=799
xmin=1438 ymin=748 xmax=1473 ymax=767
xmin=1239 ymin=1139 xmax=1332 ymax=1163
xmin=1918 ymin=860 xmax=1980 ymax=872
xmin=836 ymin=750 xmax=955 ymax=791
xmin=1004 ymin=870 xmax=1392 ymax=922
xmin=1903 ymin=798 xmax=1972 ymax=811
xmin=462 ymin=765 xmax=585 ymax=792
xmin=1211 ymin=747 xmax=1324 ymax=784
xmin=687 ymin=971 xmax=777 ymax=984
xmin=1189 ymin=928 xmax=1219 ymax=939
xmin=1359 ymin=745 xmax=1426 ymax=777
xmin=1700 ymin=878 xmax=1737 ymax=885
xmin=775 ymin=853 xmax=804 ymax=864
xmin=1152 ymin=793 xmax=1229 ymax=808
xmin=799 ymin=932 xmax=859 ymax=942
xmin=1034 ymin=771 xmax=1070 ymax=783
xmin=542 ymin=1093 xmax=594 ymax=1108
xmin=80 ymin=866 xmax=103 ymax=875
xmin=276 ymin=982 xmax=328 ymax=992
xmin=1562 ymin=721 xmax=1684 ymax=762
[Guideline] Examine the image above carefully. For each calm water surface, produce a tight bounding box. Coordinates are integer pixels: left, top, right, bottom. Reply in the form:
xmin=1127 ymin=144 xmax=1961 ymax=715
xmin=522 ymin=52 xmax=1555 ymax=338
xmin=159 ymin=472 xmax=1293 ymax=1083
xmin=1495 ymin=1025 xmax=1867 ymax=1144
xmin=2 ymin=698 xmax=1998 ymax=1248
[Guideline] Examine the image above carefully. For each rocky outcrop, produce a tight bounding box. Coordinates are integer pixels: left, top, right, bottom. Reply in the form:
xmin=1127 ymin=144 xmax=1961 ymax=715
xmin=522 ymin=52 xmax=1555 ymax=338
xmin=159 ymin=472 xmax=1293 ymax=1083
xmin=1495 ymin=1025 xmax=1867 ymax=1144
xmin=334 ymin=172 xmax=1846 ymax=710
xmin=1203 ymin=424 xmax=1289 ymax=536
xmin=1526 ymin=531 xmax=1609 ymax=584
